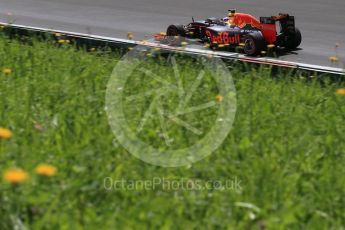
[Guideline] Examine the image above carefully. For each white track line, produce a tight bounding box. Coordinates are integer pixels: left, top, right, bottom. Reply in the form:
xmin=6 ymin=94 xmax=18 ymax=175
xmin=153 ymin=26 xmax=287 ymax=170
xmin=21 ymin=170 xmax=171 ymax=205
xmin=1 ymin=22 xmax=344 ymax=75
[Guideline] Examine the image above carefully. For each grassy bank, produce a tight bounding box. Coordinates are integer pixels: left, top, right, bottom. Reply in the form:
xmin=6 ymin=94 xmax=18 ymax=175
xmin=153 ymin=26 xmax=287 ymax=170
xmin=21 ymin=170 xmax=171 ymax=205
xmin=0 ymin=35 xmax=345 ymax=229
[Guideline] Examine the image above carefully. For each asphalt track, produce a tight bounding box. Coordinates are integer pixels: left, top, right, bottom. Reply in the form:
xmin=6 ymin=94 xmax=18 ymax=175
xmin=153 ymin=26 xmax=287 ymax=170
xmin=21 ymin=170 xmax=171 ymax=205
xmin=1 ymin=0 xmax=344 ymax=67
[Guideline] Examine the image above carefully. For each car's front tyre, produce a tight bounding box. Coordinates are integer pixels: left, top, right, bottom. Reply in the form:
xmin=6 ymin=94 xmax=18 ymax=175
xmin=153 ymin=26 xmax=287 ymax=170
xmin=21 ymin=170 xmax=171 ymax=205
xmin=166 ymin=24 xmax=186 ymax=37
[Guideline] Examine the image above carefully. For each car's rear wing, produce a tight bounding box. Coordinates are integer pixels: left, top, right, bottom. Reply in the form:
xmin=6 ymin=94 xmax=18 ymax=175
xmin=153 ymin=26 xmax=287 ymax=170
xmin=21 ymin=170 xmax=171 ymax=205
xmin=259 ymin=13 xmax=296 ymax=44
xmin=260 ymin=14 xmax=296 ymax=32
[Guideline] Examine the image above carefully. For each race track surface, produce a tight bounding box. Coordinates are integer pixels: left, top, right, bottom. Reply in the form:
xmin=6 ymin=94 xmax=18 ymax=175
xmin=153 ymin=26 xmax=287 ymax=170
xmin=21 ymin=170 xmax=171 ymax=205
xmin=1 ymin=0 xmax=344 ymax=67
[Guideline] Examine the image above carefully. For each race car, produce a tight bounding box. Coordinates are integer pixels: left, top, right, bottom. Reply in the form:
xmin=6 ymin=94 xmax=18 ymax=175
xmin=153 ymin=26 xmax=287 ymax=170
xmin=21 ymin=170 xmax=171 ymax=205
xmin=164 ymin=9 xmax=302 ymax=56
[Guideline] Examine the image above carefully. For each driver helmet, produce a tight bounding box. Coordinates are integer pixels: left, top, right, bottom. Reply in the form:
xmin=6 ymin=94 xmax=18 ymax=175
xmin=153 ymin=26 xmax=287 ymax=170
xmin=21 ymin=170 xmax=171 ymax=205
xmin=228 ymin=9 xmax=236 ymax=18
xmin=227 ymin=9 xmax=236 ymax=25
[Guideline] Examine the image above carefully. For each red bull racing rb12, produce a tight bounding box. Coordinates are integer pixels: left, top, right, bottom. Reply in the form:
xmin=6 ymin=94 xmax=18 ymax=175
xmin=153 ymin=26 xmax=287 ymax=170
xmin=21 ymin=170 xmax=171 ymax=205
xmin=162 ymin=9 xmax=302 ymax=56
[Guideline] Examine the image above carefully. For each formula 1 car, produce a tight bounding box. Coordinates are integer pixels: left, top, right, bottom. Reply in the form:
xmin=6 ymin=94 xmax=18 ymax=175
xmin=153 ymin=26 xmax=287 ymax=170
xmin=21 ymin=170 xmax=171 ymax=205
xmin=164 ymin=10 xmax=302 ymax=56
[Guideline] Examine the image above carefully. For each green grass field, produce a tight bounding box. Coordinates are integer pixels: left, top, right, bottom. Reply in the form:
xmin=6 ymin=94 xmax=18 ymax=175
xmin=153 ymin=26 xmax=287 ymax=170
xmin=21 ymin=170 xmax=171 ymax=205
xmin=1 ymin=35 xmax=345 ymax=229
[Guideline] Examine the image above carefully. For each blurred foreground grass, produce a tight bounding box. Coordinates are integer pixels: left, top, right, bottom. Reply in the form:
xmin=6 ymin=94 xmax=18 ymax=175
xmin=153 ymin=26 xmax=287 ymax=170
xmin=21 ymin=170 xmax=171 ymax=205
xmin=0 ymin=35 xmax=345 ymax=229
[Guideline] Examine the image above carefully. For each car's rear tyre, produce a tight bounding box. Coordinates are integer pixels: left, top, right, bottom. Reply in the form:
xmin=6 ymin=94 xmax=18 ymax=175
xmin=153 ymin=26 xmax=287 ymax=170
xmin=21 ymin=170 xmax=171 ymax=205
xmin=243 ymin=32 xmax=265 ymax=56
xmin=166 ymin=24 xmax=186 ymax=37
xmin=285 ymin=28 xmax=302 ymax=50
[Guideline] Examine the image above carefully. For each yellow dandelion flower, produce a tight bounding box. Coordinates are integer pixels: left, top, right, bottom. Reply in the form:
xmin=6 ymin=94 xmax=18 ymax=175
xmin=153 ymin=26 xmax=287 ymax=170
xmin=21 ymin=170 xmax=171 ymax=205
xmin=0 ymin=128 xmax=13 ymax=139
xmin=55 ymin=33 xmax=62 ymax=37
xmin=239 ymin=43 xmax=245 ymax=47
xmin=181 ymin=41 xmax=188 ymax=46
xmin=215 ymin=95 xmax=224 ymax=102
xmin=127 ymin=32 xmax=133 ymax=40
xmin=57 ymin=39 xmax=65 ymax=44
xmin=3 ymin=168 xmax=28 ymax=184
xmin=267 ymin=44 xmax=275 ymax=49
xmin=336 ymin=88 xmax=345 ymax=95
xmin=3 ymin=68 xmax=12 ymax=75
xmin=35 ymin=164 xmax=57 ymax=177
xmin=329 ymin=56 xmax=338 ymax=62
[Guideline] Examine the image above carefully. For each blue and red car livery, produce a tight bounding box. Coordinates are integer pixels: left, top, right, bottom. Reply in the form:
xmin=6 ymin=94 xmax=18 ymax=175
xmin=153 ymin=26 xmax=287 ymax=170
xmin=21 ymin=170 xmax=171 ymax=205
xmin=163 ymin=10 xmax=302 ymax=56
